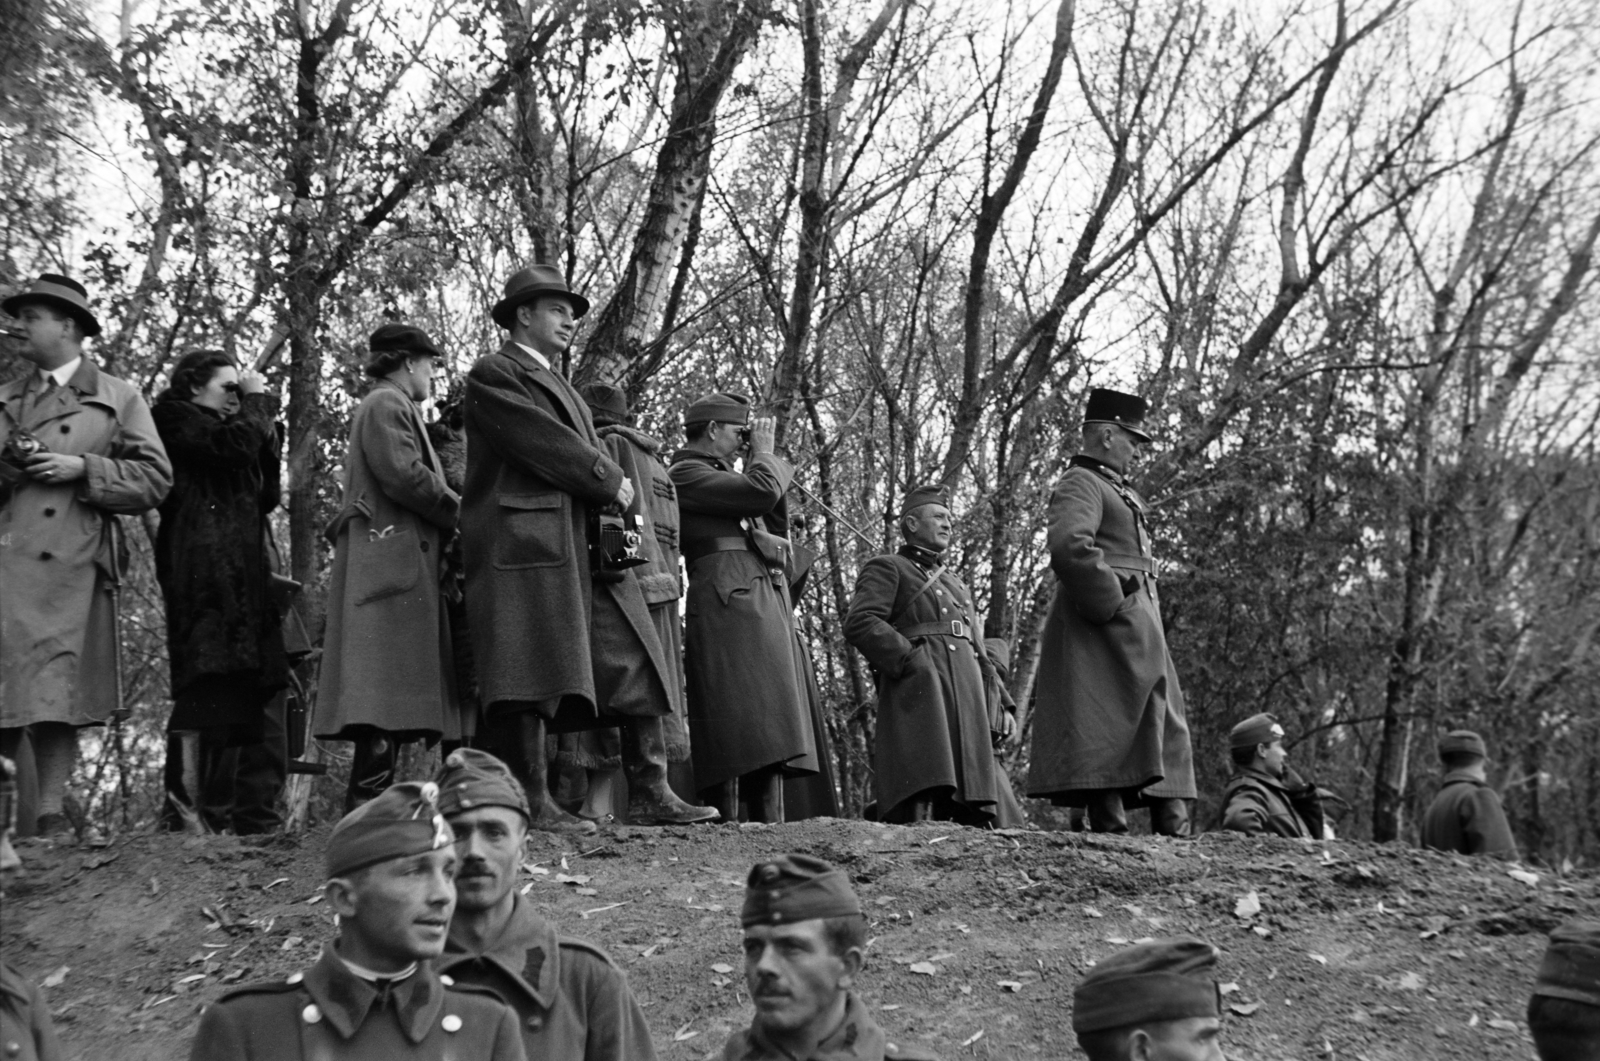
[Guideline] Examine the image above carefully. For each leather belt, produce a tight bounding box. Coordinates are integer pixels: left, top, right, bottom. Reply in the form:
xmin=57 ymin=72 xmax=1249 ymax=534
xmin=684 ymin=536 xmax=751 ymax=563
xmin=1103 ymin=553 xmax=1156 ymax=576
xmin=898 ymin=620 xmax=972 ymax=640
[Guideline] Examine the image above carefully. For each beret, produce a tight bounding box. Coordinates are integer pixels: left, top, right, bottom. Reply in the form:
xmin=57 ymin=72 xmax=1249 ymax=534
xmin=1536 ymin=921 xmax=1600 ymax=1007
xmin=1073 ymin=937 xmax=1221 ymax=1033
xmin=1439 ymin=730 xmax=1487 ymax=759
xmin=434 ymin=748 xmax=530 ymax=821
xmin=581 ymin=382 xmax=629 ymax=427
xmin=684 ymin=391 xmax=753 ymax=427
xmin=741 ymin=854 xmax=862 ymax=928
xmin=326 ymin=781 xmax=454 ymax=878
xmin=368 ymin=323 xmax=444 ymax=360
xmin=1229 ymin=713 xmax=1285 ymax=750
xmin=899 ymin=485 xmax=949 ymax=518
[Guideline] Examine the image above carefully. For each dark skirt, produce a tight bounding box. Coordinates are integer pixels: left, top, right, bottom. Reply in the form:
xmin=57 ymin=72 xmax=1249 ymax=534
xmin=167 ymin=671 xmax=274 ymax=745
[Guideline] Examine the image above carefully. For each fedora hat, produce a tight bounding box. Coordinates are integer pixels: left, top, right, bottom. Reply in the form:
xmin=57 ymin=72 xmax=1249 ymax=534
xmin=491 ymin=264 xmax=590 ymax=330
xmin=2 ymin=274 xmax=102 ymax=337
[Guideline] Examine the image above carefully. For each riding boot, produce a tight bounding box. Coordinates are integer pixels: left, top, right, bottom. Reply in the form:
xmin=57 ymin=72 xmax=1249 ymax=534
xmin=1149 ymin=797 xmax=1192 ymax=838
xmin=708 ymin=779 xmax=740 ymax=824
xmin=1085 ymin=789 xmax=1130 ymax=834
xmin=752 ymin=768 xmax=785 ymax=824
xmin=163 ymin=730 xmax=211 ymax=835
xmin=624 ymin=718 xmax=720 ymax=825
xmin=507 ymin=713 xmax=597 ymax=835
xmin=908 ymin=797 xmax=934 ymax=823
xmin=346 ymin=730 xmax=398 ymax=813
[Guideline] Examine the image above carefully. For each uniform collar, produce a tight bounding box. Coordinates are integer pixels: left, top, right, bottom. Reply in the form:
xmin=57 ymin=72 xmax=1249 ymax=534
xmin=440 ymin=892 xmax=561 ymax=1010
xmin=303 ymin=944 xmax=444 ymax=1044
xmin=739 ymin=992 xmax=887 ymax=1060
xmin=1440 ymin=769 xmax=1487 ymax=788
xmin=1233 ymin=765 xmax=1290 ymax=791
xmin=671 ymin=447 xmax=727 ymax=470
xmin=897 ymin=543 xmax=944 ymax=571
xmin=1070 ymin=453 xmax=1124 ymax=484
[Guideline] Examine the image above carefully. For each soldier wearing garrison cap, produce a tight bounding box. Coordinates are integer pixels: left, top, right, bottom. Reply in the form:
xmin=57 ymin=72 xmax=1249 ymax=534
xmin=1529 ymin=920 xmax=1600 ymax=1059
xmin=844 ymin=485 xmax=1013 ymax=825
xmin=1028 ymin=387 xmax=1196 ymax=836
xmin=1219 ymin=713 xmax=1325 ymax=840
xmin=722 ymin=854 xmax=938 ymax=1060
xmin=432 ymin=749 xmax=661 ymax=1061
xmin=1073 ymin=937 xmax=1226 ymax=1060
xmin=463 ymin=266 xmax=717 ymax=832
xmin=187 ymin=782 xmax=526 ymax=1060
xmin=317 ymin=323 xmax=462 ymax=811
xmin=1419 ymin=729 xmax=1518 ymax=859
xmin=670 ymin=395 xmax=824 ymax=824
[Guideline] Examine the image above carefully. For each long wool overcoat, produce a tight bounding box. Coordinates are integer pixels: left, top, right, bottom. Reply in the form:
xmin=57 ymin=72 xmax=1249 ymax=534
xmin=844 ymin=549 xmax=1004 ymax=820
xmin=315 ymin=379 xmax=460 ymax=741
xmin=669 ymin=449 xmax=818 ymax=790
xmin=461 ymin=343 xmax=671 ymax=719
xmin=151 ymin=392 xmax=288 ymax=702
xmin=1027 ymin=457 xmax=1196 ymax=804
xmin=0 ymin=359 xmax=172 ymax=728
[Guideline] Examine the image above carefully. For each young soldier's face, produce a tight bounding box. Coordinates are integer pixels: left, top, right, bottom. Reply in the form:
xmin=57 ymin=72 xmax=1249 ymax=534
xmin=743 ymin=919 xmax=859 ymax=1036
xmin=1138 ymin=1016 xmax=1226 ymax=1061
xmin=1259 ymin=739 xmax=1288 ymax=778
xmin=448 ymin=806 xmax=525 ymax=912
xmin=336 ymin=847 xmax=458 ymax=966
xmin=14 ymin=303 xmax=77 ymax=365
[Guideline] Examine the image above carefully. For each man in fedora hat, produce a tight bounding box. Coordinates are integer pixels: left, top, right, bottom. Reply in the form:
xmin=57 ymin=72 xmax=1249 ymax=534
xmin=1419 ymin=730 xmax=1517 ymax=859
xmin=462 ymin=265 xmax=716 ymax=830
xmin=1 ymin=274 xmax=172 ymax=840
xmin=844 ymin=484 xmax=1009 ymax=825
xmin=1028 ymin=387 xmax=1195 ymax=836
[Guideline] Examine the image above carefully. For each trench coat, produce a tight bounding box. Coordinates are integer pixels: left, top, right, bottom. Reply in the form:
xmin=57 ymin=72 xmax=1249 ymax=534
xmin=1419 ymin=770 xmax=1518 ymax=858
xmin=1 ymin=359 xmax=172 ymax=728
xmin=315 ymin=379 xmax=460 ymax=741
xmin=461 ymin=343 xmax=671 ymax=721
xmin=670 ymin=449 xmax=818 ymax=790
xmin=844 ymin=548 xmax=1003 ymax=820
xmin=1027 ymin=456 xmax=1196 ymax=804
xmin=152 ymin=392 xmax=288 ymax=705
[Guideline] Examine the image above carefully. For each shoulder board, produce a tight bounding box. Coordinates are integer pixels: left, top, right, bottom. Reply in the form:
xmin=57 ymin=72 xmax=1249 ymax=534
xmin=558 ymin=936 xmax=619 ymax=967
xmin=215 ymin=978 xmax=304 ymax=1003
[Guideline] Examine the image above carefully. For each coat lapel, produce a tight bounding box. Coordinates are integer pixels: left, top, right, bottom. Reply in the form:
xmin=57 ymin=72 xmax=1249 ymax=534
xmin=498 ymin=341 xmax=595 ymax=443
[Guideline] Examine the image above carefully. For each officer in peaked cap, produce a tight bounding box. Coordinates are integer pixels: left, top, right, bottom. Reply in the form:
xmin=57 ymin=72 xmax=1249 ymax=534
xmin=1419 ymin=729 xmax=1518 ymax=859
xmin=1073 ymin=936 xmax=1226 ymax=1059
xmin=432 ymin=749 xmax=660 ymax=1061
xmin=186 ymin=782 xmax=526 ymax=1060
xmin=721 ymin=854 xmax=938 ymax=1060
xmin=1028 ymin=387 xmax=1196 ymax=836
xmin=1220 ymin=713 xmax=1326 ymax=840
xmin=1529 ymin=920 xmax=1600 ymax=1059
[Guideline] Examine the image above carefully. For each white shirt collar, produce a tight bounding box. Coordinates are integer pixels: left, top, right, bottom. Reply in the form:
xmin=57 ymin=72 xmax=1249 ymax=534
xmin=41 ymin=356 xmax=83 ymax=387
xmin=334 ymin=950 xmax=418 ymax=984
xmin=513 ymin=342 xmax=551 ymax=371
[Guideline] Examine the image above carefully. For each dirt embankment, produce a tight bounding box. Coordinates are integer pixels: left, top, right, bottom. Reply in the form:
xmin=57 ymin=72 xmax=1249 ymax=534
xmin=1 ymin=819 xmax=1583 ymax=1060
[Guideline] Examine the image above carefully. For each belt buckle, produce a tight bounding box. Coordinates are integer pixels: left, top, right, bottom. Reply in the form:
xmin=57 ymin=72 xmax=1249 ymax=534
xmin=950 ymin=619 xmax=967 ymax=639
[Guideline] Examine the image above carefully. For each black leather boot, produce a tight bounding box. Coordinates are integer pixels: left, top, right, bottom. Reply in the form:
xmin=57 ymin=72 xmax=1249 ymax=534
xmin=624 ymin=718 xmax=720 ymax=825
xmin=1085 ymin=789 xmax=1130 ymax=834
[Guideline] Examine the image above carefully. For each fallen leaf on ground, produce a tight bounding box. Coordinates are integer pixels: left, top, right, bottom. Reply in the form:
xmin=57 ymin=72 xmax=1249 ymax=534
xmin=961 ymin=1030 xmax=984 ymax=1046
xmin=574 ymin=888 xmax=598 ymax=897
xmin=1487 ymin=1019 xmax=1518 ymax=1031
xmin=555 ymin=873 xmax=593 ymax=885
xmin=263 ymin=878 xmax=289 ymax=890
xmin=176 ymin=974 xmax=206 ymax=986
xmin=1229 ymin=1002 xmax=1261 ymax=1016
xmin=1083 ymin=906 xmax=1103 ymax=918
xmin=1308 ymin=954 xmax=1327 ymax=965
xmin=1219 ymin=982 xmax=1240 ymax=996
xmin=1396 ymin=972 xmax=1424 ymax=991
xmin=881 ymin=1004 xmax=901 ymax=1011
xmin=639 ymin=944 xmax=659 ymax=958
xmin=40 ymin=967 xmax=69 ymax=988
xmin=711 ymin=963 xmax=734 ymax=974
xmin=1508 ymin=869 xmax=1540 ymax=886
xmin=927 ymin=952 xmax=956 ymax=962
xmin=672 ymin=1022 xmax=698 ymax=1042
xmin=579 ymin=902 xmax=628 ymax=919
xmin=1234 ymin=892 xmax=1262 ymax=919
xmin=997 ymin=981 xmax=1023 ymax=992
xmin=909 ymin=962 xmax=938 ymax=976
xmin=1253 ymin=926 xmax=1272 ymax=938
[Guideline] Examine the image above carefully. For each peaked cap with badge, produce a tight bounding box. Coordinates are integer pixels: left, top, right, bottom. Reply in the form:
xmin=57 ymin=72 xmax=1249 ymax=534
xmin=2 ymin=274 xmax=102 ymax=337
xmin=1082 ymin=387 xmax=1152 ymax=442
xmin=898 ymin=484 xmax=949 ymax=518
xmin=1073 ymin=936 xmax=1221 ymax=1034
xmin=325 ymin=780 xmax=455 ymax=878
xmin=741 ymin=854 xmax=862 ymax=928
xmin=1229 ymin=713 xmax=1286 ymax=750
xmin=434 ymin=748 xmax=531 ymax=820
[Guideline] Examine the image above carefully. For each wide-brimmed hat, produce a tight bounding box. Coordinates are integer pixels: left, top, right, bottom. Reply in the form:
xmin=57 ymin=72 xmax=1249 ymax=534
xmin=581 ymin=382 xmax=629 ymax=427
xmin=2 ymin=274 xmax=102 ymax=337
xmin=1083 ymin=387 xmax=1152 ymax=442
xmin=491 ymin=264 xmax=590 ymax=329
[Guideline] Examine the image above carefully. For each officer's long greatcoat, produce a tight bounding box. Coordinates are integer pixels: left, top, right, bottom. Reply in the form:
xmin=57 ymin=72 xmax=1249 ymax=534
xmin=844 ymin=548 xmax=1004 ymax=820
xmin=462 ymin=343 xmax=671 ymax=721
xmin=670 ymin=449 xmax=817 ymax=790
xmin=1 ymin=359 xmax=171 ymax=728
xmin=316 ymin=379 xmax=460 ymax=741
xmin=1027 ymin=456 xmax=1196 ymax=803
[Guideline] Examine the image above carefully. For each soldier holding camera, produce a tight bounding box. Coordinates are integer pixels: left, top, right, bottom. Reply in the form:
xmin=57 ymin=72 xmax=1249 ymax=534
xmin=462 ymin=265 xmax=717 ymax=830
xmin=670 ymin=393 xmax=822 ymax=824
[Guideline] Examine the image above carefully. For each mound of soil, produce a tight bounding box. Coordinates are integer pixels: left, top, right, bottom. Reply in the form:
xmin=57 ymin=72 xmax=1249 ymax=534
xmin=2 ymin=819 xmax=1580 ymax=1059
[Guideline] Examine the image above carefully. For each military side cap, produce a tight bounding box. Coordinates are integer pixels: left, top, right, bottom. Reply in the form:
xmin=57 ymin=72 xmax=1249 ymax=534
xmin=1230 ymin=713 xmax=1285 ymax=750
xmin=684 ymin=391 xmax=753 ymax=428
xmin=741 ymin=854 xmax=862 ymax=927
xmin=433 ymin=748 xmax=530 ymax=821
xmin=899 ymin=484 xmax=949 ymax=517
xmin=1439 ymin=730 xmax=1487 ymax=759
xmin=1083 ymin=387 xmax=1152 ymax=442
xmin=2 ymin=273 xmax=101 ymax=337
xmin=1535 ymin=921 xmax=1600 ymax=1007
xmin=1073 ymin=937 xmax=1221 ymax=1033
xmin=581 ymin=382 xmax=629 ymax=427
xmin=368 ymin=323 xmax=444 ymax=360
xmin=326 ymin=781 xmax=454 ymax=878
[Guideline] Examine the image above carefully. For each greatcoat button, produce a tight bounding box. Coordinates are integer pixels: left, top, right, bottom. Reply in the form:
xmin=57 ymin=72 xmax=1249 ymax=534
xmin=285 ymin=971 xmax=304 ymax=985
xmin=442 ymin=1014 xmax=463 ymax=1033
xmin=43 ymin=508 xmax=55 ymax=516
xmin=301 ymin=1004 xmax=322 ymax=1024
xmin=420 ymin=540 xmax=430 ymax=552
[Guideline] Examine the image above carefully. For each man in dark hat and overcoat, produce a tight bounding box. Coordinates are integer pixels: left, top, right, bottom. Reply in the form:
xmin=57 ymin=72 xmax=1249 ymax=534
xmin=1 ymin=274 xmax=172 ymax=839
xmin=1219 ymin=713 xmax=1324 ymax=839
xmin=317 ymin=324 xmax=461 ymax=810
xmin=187 ymin=781 xmax=527 ymax=1060
xmin=1071 ymin=936 xmax=1227 ymax=1060
xmin=1028 ymin=387 xmax=1195 ymax=835
xmin=844 ymin=484 xmax=1007 ymax=824
xmin=1419 ymin=730 xmax=1517 ymax=859
xmin=462 ymin=265 xmax=716 ymax=830
xmin=1528 ymin=920 xmax=1600 ymax=1059
xmin=670 ymin=394 xmax=822 ymax=824
xmin=723 ymin=853 xmax=938 ymax=1060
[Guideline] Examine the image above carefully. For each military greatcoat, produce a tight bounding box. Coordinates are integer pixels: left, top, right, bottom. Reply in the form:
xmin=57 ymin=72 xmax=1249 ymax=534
xmin=844 ymin=547 xmax=1003 ymax=821
xmin=1027 ymin=456 xmax=1195 ymax=804
xmin=187 ymin=946 xmax=527 ymax=1060
xmin=1220 ymin=766 xmax=1314 ymax=839
xmin=1420 ymin=770 xmax=1519 ymax=859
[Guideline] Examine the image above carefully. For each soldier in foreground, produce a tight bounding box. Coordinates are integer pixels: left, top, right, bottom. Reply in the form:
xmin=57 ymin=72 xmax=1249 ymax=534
xmin=433 ymin=749 xmax=658 ymax=1060
xmin=1529 ymin=920 xmax=1600 ymax=1060
xmin=1072 ymin=937 xmax=1227 ymax=1061
xmin=1219 ymin=713 xmax=1324 ymax=839
xmin=186 ymin=782 xmax=525 ymax=1060
xmin=723 ymin=853 xmax=937 ymax=1060
xmin=1419 ymin=730 xmax=1518 ymax=859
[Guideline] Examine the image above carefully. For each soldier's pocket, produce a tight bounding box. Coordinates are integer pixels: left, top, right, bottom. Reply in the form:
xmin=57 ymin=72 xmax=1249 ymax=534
xmin=494 ymin=492 xmax=569 ymax=569
xmin=352 ymin=530 xmax=423 ymax=604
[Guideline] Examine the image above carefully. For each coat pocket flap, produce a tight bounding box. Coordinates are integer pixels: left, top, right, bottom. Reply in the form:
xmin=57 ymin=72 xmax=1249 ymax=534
xmin=352 ymin=530 xmax=423 ymax=605
xmin=498 ymin=492 xmax=562 ymax=511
